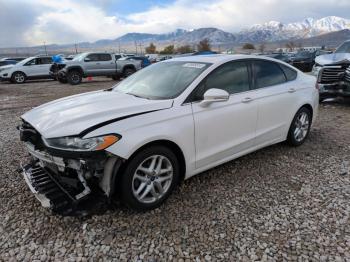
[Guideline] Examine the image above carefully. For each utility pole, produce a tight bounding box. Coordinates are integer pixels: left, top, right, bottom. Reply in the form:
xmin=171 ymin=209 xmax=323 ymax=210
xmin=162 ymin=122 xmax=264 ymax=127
xmin=43 ymin=42 xmax=47 ymax=55
xmin=118 ymin=40 xmax=121 ymax=54
xmin=134 ymin=41 xmax=138 ymax=55
xmin=75 ymin=43 xmax=78 ymax=54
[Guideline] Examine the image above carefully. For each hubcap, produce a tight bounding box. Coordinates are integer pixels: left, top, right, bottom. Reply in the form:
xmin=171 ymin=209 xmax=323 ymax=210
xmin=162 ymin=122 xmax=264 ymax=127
xmin=15 ymin=73 xmax=24 ymax=83
xmin=71 ymin=73 xmax=80 ymax=83
xmin=132 ymin=155 xmax=173 ymax=204
xmin=294 ymin=112 xmax=309 ymax=142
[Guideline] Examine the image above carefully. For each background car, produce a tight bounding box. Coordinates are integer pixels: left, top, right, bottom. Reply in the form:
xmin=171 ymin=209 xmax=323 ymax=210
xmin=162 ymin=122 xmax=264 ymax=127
xmin=0 ymin=56 xmax=53 ymax=83
xmin=0 ymin=60 xmax=18 ymax=67
xmin=124 ymin=56 xmax=151 ymax=67
xmin=0 ymin=57 xmax=27 ymax=62
xmin=289 ymin=51 xmax=316 ymax=72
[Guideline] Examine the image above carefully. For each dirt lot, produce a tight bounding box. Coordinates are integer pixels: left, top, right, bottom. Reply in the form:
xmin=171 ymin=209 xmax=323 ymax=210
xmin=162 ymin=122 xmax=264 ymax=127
xmin=0 ymin=78 xmax=349 ymax=261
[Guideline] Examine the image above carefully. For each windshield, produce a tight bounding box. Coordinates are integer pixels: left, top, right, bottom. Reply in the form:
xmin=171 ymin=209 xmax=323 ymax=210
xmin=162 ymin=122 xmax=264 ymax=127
xmin=72 ymin=53 xmax=86 ymax=61
xmin=335 ymin=42 xmax=350 ymax=53
xmin=113 ymin=61 xmax=211 ymax=99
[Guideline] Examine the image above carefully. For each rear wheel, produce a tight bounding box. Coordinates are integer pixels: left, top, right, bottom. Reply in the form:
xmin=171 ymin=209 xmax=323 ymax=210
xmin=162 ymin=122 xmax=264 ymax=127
xmin=119 ymin=146 xmax=180 ymax=211
xmin=287 ymin=107 xmax=312 ymax=146
xmin=11 ymin=72 xmax=26 ymax=84
xmin=123 ymin=68 xmax=136 ymax=78
xmin=67 ymin=70 xmax=82 ymax=85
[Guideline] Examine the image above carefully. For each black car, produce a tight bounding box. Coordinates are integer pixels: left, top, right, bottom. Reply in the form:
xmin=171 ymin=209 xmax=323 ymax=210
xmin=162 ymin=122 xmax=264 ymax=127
xmin=0 ymin=60 xmax=17 ymax=67
xmin=265 ymin=53 xmax=292 ymax=63
xmin=290 ymin=51 xmax=316 ymax=72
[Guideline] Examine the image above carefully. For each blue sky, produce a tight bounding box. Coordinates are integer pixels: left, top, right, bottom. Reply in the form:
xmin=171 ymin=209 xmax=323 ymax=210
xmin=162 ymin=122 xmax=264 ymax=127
xmin=0 ymin=0 xmax=349 ymax=47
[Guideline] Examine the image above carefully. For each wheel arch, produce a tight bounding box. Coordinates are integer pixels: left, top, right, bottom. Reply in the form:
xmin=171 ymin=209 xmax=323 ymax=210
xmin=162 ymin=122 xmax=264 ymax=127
xmin=67 ymin=66 xmax=83 ymax=75
xmin=11 ymin=70 xmax=27 ymax=78
xmin=118 ymin=139 xmax=186 ymax=183
xmin=297 ymin=103 xmax=313 ymax=123
xmin=123 ymin=64 xmax=136 ymax=72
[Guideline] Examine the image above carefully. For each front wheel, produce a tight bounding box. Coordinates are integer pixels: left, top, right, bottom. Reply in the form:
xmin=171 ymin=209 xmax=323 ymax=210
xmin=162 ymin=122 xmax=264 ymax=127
xmin=11 ymin=72 xmax=26 ymax=84
xmin=287 ymin=107 xmax=312 ymax=146
xmin=118 ymin=146 xmax=180 ymax=211
xmin=67 ymin=70 xmax=82 ymax=85
xmin=123 ymin=68 xmax=136 ymax=78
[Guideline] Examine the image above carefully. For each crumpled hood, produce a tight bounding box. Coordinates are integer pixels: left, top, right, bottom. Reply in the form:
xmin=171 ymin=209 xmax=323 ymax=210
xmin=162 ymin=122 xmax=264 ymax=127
xmin=315 ymin=53 xmax=350 ymax=66
xmin=21 ymin=90 xmax=173 ymax=138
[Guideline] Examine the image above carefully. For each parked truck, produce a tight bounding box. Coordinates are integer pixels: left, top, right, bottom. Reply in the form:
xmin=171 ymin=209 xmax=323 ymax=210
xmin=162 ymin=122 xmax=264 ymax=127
xmin=50 ymin=52 xmax=142 ymax=85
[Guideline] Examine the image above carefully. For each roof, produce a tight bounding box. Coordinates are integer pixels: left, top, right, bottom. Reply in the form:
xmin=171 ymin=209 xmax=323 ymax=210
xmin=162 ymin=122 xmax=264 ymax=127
xmin=169 ymin=54 xmax=281 ymax=65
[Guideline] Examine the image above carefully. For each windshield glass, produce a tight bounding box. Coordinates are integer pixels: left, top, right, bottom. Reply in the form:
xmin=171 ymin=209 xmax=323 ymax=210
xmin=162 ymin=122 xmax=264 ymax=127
xmin=335 ymin=42 xmax=350 ymax=53
xmin=113 ymin=61 xmax=211 ymax=99
xmin=72 ymin=53 xmax=86 ymax=61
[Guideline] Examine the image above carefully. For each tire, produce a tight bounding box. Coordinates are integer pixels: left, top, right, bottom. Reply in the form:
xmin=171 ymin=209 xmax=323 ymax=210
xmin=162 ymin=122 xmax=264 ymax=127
xmin=67 ymin=70 xmax=82 ymax=85
xmin=119 ymin=145 xmax=180 ymax=211
xmin=123 ymin=68 xmax=136 ymax=78
xmin=11 ymin=71 xmax=26 ymax=84
xmin=287 ymin=107 xmax=312 ymax=146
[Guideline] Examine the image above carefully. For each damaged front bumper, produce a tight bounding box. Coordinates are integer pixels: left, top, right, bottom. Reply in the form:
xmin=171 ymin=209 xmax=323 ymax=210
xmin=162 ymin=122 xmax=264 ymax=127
xmin=20 ymin=139 xmax=123 ymax=215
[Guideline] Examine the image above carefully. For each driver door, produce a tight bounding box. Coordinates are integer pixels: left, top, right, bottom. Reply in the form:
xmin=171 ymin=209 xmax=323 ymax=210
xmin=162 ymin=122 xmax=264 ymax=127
xmin=190 ymin=61 xmax=258 ymax=169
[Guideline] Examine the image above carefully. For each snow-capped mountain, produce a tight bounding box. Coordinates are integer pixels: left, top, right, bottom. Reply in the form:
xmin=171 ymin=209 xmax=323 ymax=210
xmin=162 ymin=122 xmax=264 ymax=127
xmin=237 ymin=16 xmax=350 ymax=42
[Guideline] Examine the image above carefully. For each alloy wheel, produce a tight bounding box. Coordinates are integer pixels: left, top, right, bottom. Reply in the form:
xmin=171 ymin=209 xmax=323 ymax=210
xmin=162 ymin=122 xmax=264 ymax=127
xmin=132 ymin=155 xmax=173 ymax=204
xmin=294 ymin=111 xmax=309 ymax=142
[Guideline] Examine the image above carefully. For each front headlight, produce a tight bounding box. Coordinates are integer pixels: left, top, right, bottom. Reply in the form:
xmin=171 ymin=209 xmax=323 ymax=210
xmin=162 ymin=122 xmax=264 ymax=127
xmin=44 ymin=135 xmax=120 ymax=151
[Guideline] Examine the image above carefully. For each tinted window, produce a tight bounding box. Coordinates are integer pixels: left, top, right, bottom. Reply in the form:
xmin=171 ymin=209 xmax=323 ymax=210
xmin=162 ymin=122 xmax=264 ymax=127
xmin=115 ymin=55 xmax=122 ymax=60
xmin=280 ymin=64 xmax=297 ymax=81
xmin=86 ymin=54 xmax=99 ymax=61
xmin=254 ymin=60 xmax=286 ymax=88
xmin=24 ymin=59 xmax=36 ymax=66
xmin=99 ymin=54 xmax=112 ymax=61
xmin=192 ymin=61 xmax=250 ymax=101
xmin=37 ymin=57 xmax=52 ymax=64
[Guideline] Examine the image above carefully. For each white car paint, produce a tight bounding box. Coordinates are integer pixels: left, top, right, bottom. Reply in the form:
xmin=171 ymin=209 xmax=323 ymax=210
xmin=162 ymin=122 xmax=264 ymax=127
xmin=0 ymin=56 xmax=52 ymax=81
xmin=21 ymin=55 xmax=318 ymax=180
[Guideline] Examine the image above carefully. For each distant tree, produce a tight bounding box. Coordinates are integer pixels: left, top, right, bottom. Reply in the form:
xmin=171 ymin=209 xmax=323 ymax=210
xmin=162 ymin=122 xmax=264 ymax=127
xmin=258 ymin=43 xmax=266 ymax=53
xmin=160 ymin=45 xmax=175 ymax=54
xmin=197 ymin=38 xmax=211 ymax=52
xmin=176 ymin=45 xmax=194 ymax=54
xmin=285 ymin=41 xmax=296 ymax=51
xmin=145 ymin=43 xmax=157 ymax=54
xmin=242 ymin=43 xmax=256 ymax=50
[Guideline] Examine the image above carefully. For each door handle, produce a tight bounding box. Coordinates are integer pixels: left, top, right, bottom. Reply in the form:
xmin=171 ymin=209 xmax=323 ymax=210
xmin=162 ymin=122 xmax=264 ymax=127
xmin=242 ymin=97 xmax=254 ymax=103
xmin=288 ymin=88 xmax=296 ymax=93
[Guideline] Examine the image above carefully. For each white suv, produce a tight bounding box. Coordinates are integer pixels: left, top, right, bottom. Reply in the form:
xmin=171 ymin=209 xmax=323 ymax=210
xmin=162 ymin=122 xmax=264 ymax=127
xmin=19 ymin=55 xmax=318 ymax=214
xmin=0 ymin=56 xmax=53 ymax=84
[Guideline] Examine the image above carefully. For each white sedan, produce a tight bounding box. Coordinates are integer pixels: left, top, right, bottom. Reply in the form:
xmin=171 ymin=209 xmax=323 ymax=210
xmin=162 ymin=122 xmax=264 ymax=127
xmin=19 ymin=55 xmax=318 ymax=213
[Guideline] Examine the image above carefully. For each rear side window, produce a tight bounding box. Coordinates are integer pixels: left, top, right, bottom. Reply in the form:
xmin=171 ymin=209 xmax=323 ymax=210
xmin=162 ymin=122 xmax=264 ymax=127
xmin=280 ymin=64 xmax=297 ymax=81
xmin=99 ymin=54 xmax=112 ymax=61
xmin=254 ymin=60 xmax=286 ymax=88
xmin=38 ymin=57 xmax=52 ymax=64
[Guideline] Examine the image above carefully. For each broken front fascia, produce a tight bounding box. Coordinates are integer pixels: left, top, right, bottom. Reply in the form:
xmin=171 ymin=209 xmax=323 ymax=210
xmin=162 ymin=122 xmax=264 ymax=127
xmin=22 ymin=140 xmax=123 ymax=211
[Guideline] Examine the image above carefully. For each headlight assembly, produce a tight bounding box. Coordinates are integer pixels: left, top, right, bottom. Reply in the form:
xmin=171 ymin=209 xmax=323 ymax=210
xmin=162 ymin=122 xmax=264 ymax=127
xmin=44 ymin=134 xmax=120 ymax=152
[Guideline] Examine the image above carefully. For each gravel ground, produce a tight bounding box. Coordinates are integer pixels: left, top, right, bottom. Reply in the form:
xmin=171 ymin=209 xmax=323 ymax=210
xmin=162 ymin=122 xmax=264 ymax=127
xmin=0 ymin=79 xmax=349 ymax=261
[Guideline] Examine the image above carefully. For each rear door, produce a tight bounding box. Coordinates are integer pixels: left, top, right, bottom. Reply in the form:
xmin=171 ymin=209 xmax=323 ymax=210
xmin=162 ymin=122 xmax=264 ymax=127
xmin=252 ymin=60 xmax=299 ymax=146
xmin=36 ymin=57 xmax=52 ymax=77
xmin=190 ymin=61 xmax=258 ymax=169
xmin=84 ymin=53 xmax=100 ymax=75
xmin=97 ymin=53 xmax=115 ymax=75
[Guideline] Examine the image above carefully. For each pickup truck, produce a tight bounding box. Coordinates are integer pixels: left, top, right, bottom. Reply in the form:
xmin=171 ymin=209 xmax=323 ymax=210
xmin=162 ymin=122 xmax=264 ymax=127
xmin=50 ymin=52 xmax=142 ymax=85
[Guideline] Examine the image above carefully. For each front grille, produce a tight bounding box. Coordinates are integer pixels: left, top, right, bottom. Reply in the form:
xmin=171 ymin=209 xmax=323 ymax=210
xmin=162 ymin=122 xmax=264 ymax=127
xmin=345 ymin=66 xmax=350 ymax=82
xmin=320 ymin=66 xmax=348 ymax=84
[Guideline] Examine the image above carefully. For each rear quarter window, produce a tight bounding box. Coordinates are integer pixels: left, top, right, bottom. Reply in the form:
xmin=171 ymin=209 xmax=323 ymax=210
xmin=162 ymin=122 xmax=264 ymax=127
xmin=280 ymin=64 xmax=298 ymax=81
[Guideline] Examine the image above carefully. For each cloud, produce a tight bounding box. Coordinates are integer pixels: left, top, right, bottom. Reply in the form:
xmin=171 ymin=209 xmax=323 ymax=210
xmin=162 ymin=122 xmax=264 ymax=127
xmin=0 ymin=0 xmax=350 ymax=47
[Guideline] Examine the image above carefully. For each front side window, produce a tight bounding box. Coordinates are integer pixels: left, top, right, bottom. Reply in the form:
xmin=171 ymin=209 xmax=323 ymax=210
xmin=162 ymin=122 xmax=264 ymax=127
xmin=191 ymin=61 xmax=250 ymax=101
xmin=254 ymin=60 xmax=286 ymax=88
xmin=24 ymin=59 xmax=36 ymax=66
xmin=86 ymin=54 xmax=99 ymax=61
xmin=114 ymin=61 xmax=211 ymax=99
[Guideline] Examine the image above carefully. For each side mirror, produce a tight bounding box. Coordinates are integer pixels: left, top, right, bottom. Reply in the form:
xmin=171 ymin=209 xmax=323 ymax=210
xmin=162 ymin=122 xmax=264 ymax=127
xmin=200 ymin=88 xmax=229 ymax=107
xmin=84 ymin=57 xmax=91 ymax=62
